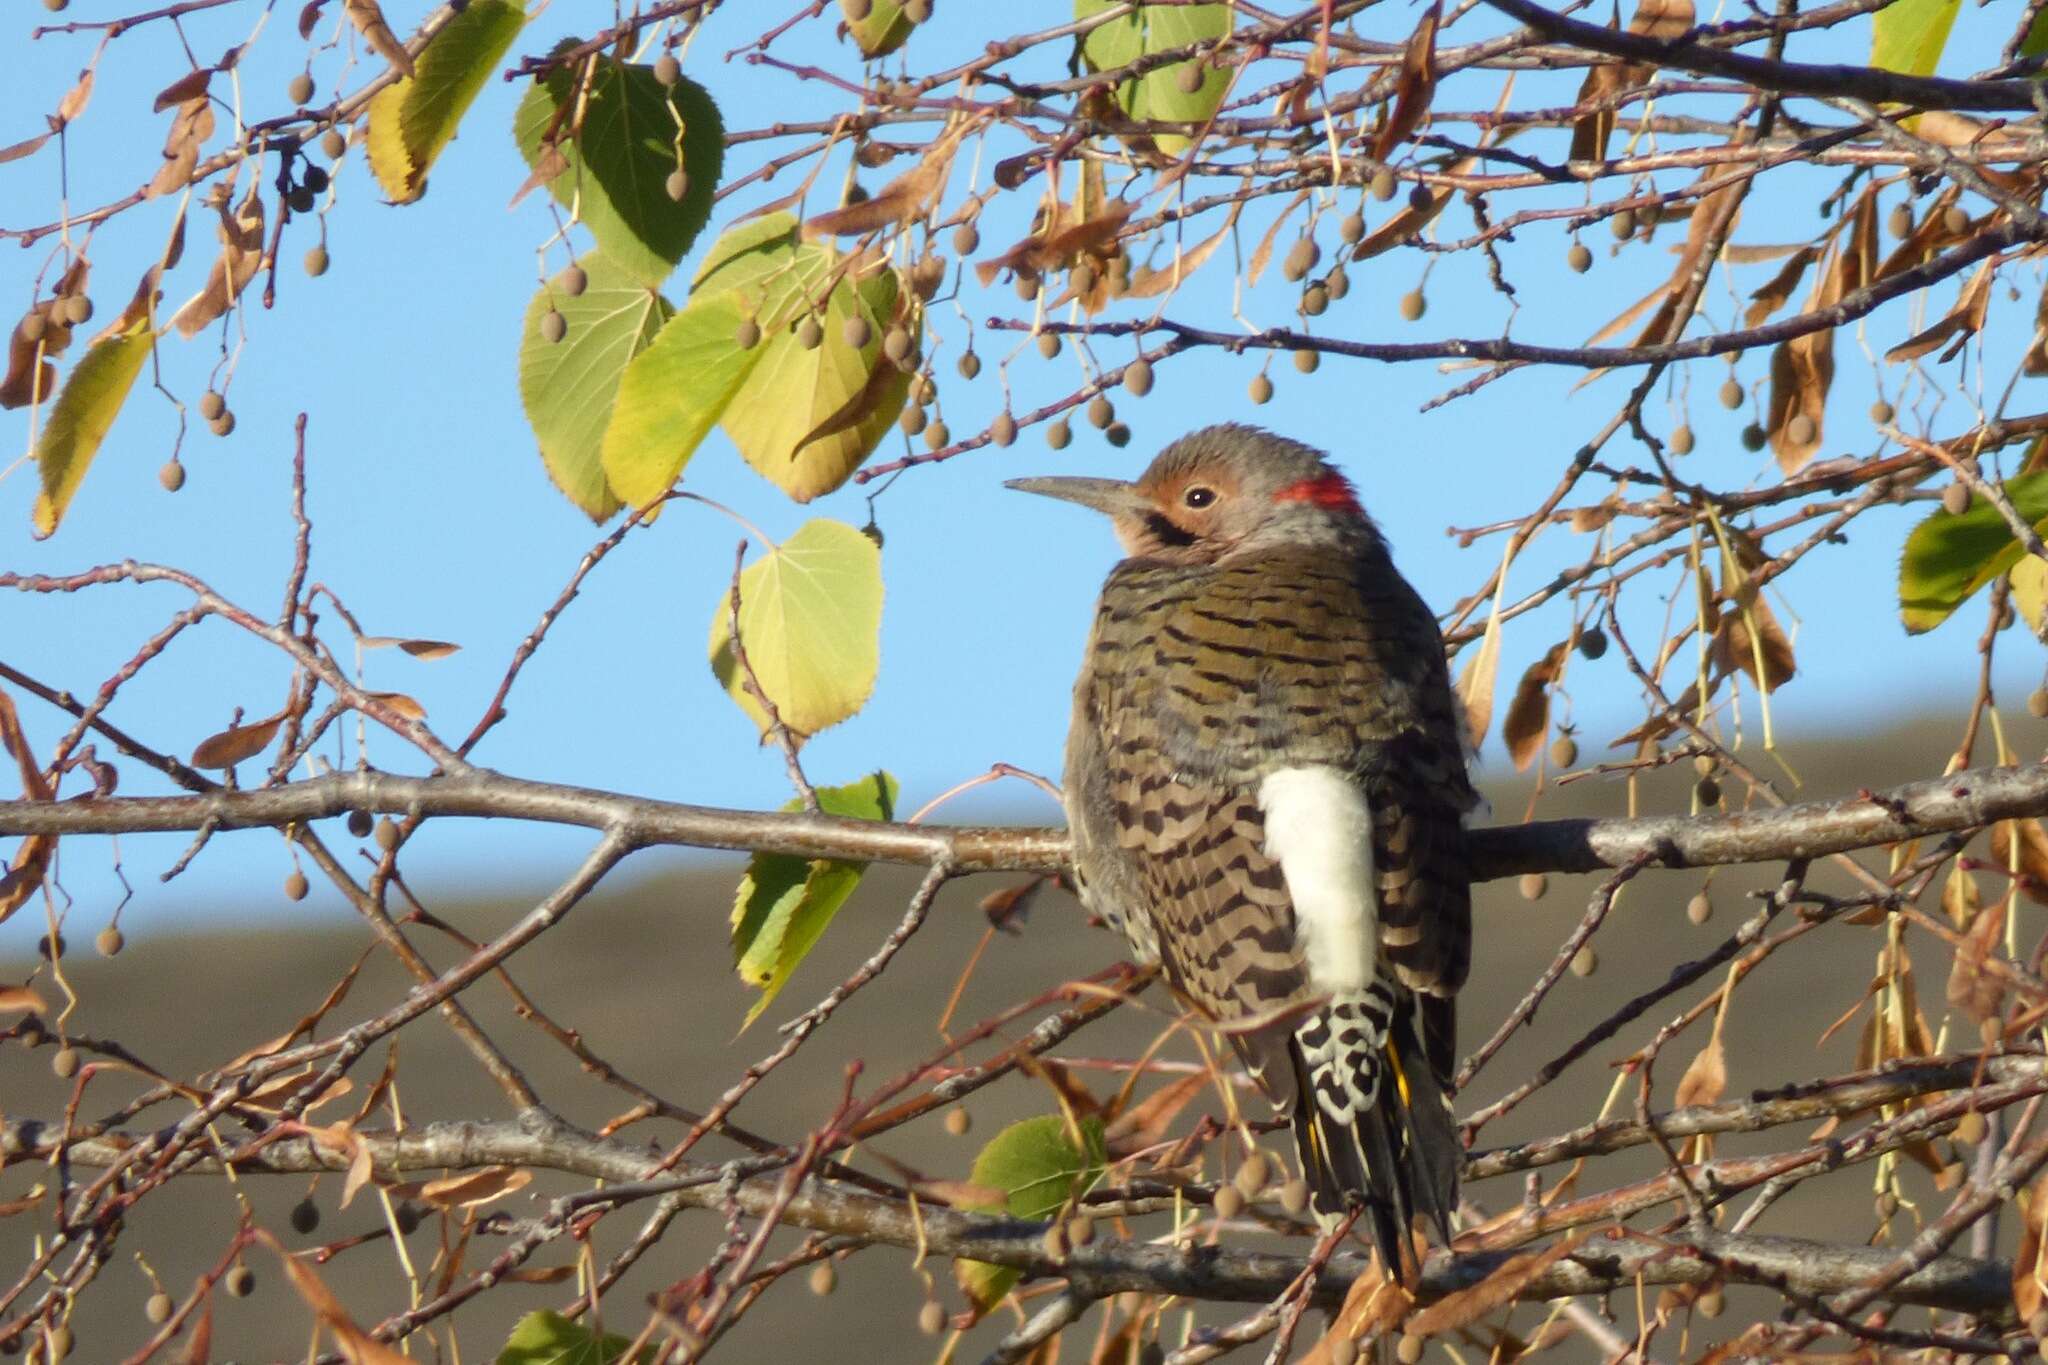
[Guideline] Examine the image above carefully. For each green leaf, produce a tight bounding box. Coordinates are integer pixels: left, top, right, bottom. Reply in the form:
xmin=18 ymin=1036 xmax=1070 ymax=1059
xmin=843 ymin=0 xmax=914 ymax=56
xmin=1871 ymin=0 xmax=1962 ymax=78
xmin=729 ymin=771 xmax=897 ymax=1028
xmin=519 ymin=252 xmax=673 ymax=520
xmin=957 ymin=1115 xmax=1108 ymax=1315
xmin=2025 ymin=8 xmax=2048 ymax=59
xmin=364 ymin=0 xmax=527 ymax=203
xmin=604 ymin=213 xmax=914 ymax=505
xmin=497 ymin=1309 xmax=638 ymax=1365
xmin=513 ymin=60 xmax=724 ymax=287
xmin=706 ymin=517 xmax=884 ymax=739
xmin=1899 ymin=471 xmax=2048 ymax=632
xmin=1075 ymin=0 xmax=1231 ymax=155
xmin=33 ymin=315 xmax=152 ymax=538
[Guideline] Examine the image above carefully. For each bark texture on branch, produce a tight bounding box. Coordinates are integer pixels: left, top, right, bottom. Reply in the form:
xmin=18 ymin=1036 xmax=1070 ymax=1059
xmin=1 ymin=760 xmax=2044 ymax=880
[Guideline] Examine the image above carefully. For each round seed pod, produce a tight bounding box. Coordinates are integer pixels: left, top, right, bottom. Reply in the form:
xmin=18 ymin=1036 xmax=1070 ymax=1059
xmin=1944 ymin=204 xmax=1970 ymax=234
xmin=320 ymin=128 xmax=347 ymax=159
xmin=899 ymin=404 xmax=926 ymax=437
xmin=1687 ymin=891 xmax=1713 ymax=926
xmin=1087 ymin=395 xmax=1115 ymax=429
xmin=37 ymin=932 xmax=62 ymax=960
xmin=1397 ymin=1332 xmax=1425 ymax=1365
xmin=51 ymin=1047 xmax=79 ymax=1079
xmin=1015 ymin=271 xmax=1040 ymax=301
xmin=1282 ymin=237 xmax=1319 ymax=283
xmin=1407 ymin=183 xmax=1433 ymax=212
xmin=1175 ymin=62 xmax=1205 ymax=95
xmin=1370 ymin=166 xmax=1397 ymax=202
xmin=809 ymin=1262 xmax=837 ymax=1295
xmin=396 ymin=1201 xmax=424 ymax=1235
xmin=924 ymin=420 xmax=950 ymax=450
xmin=956 ymin=350 xmax=980 ymax=379
xmin=199 ymin=390 xmax=226 ymax=420
xmin=1719 ymin=378 xmax=1744 ymax=410
xmin=288 ymin=186 xmax=317 ymax=213
xmin=374 ymin=817 xmax=401 ymax=851
xmin=1549 ymin=735 xmax=1577 ymax=768
xmin=1697 ymin=1288 xmax=1725 ymax=1318
xmin=290 ymin=1198 xmax=321 ymax=1235
xmin=883 ymin=326 xmax=914 ymax=362
xmin=96 ymin=927 xmax=123 ymax=957
xmin=158 ymin=459 xmax=186 ymax=493
xmin=1785 ymin=413 xmax=1816 ymax=446
xmin=307 ymin=165 xmax=332 ymax=193
xmin=1609 ymin=208 xmax=1636 ymax=240
xmin=1301 ymin=283 xmax=1329 ymax=316
xmin=952 ymin=223 xmax=979 ymax=255
xmin=1570 ymin=946 xmax=1598 ymax=978
xmin=1071 ymin=262 xmax=1097 ymax=295
xmin=540 ymin=310 xmax=567 ymax=344
xmin=1695 ymin=776 xmax=1720 ymax=806
xmin=911 ymin=255 xmax=946 ymax=300
xmin=1668 ymin=425 xmax=1694 ymax=456
xmin=1693 ymin=754 xmax=1716 ymax=776
xmin=1123 ymin=359 xmax=1153 ymax=396
xmin=304 ymin=246 xmax=330 ymax=278
xmin=1567 ymin=242 xmax=1593 ymax=273
xmin=1237 ymin=1152 xmax=1271 ymax=1194
xmin=1041 ymin=1223 xmax=1067 ymax=1260
xmin=916 ymin=1301 xmax=945 ymax=1337
xmin=904 ymin=0 xmax=931 ymax=21
xmin=989 ymin=413 xmax=1017 ymax=447
xmin=1105 ymin=421 xmax=1131 ymax=448
xmin=944 ymin=1106 xmax=972 ymax=1136
xmin=144 ymin=1293 xmax=174 ymax=1325
xmin=1212 ymin=1184 xmax=1244 ymax=1220
xmin=2028 ymin=688 xmax=2048 ymax=718
xmin=1279 ymin=1178 xmax=1309 ymax=1214
xmin=1519 ymin=873 xmax=1547 ymax=901
xmin=1943 ymin=481 xmax=1971 ymax=516
xmin=654 ymin=54 xmax=681 ymax=87
xmin=1887 ymin=202 xmax=1913 ymax=239
xmin=209 ymin=410 xmax=236 ymax=438
xmin=1292 ymin=348 xmax=1319 ymax=374
xmin=842 ymin=0 xmax=871 ymax=19
xmin=797 ymin=316 xmax=823 ymax=350
xmin=285 ymin=870 xmax=310 ymax=901
xmin=1326 ymin=265 xmax=1350 ymax=300
xmin=19 ymin=312 xmax=45 ymax=343
xmin=61 ymin=294 xmax=92 ymax=325
xmin=1046 ymin=418 xmax=1072 ymax=450
xmin=226 ymin=1266 xmax=255 ymax=1298
xmin=1870 ymin=399 xmax=1895 ymax=424
xmin=346 ymin=809 xmax=374 ymax=838
xmin=288 ymin=73 xmax=316 ymax=106
xmin=836 ymin=315 xmax=869 ymax=350
xmin=1328 ymin=1336 xmax=1359 ymax=1365
xmin=1336 ymin=213 xmax=1365 ymax=246
xmin=1398 ymin=290 xmax=1426 ymax=322
xmin=1037 ymin=332 xmax=1061 ymax=359
xmin=1067 ymin=1215 xmax=1095 ymax=1246
xmin=665 ymin=169 xmax=689 ymax=202
xmin=1740 ymin=423 xmax=1766 ymax=452
xmin=1248 ymin=373 xmax=1273 ymax=405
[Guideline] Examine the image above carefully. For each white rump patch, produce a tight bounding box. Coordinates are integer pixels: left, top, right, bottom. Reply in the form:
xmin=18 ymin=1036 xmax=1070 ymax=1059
xmin=1258 ymin=766 xmax=1377 ymax=993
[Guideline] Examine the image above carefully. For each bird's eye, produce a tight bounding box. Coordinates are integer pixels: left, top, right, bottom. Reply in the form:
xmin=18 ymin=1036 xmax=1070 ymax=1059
xmin=1183 ymin=486 xmax=1217 ymax=509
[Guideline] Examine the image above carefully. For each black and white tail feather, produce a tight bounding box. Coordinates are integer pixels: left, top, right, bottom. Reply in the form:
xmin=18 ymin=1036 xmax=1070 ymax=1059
xmin=1288 ymin=978 xmax=1460 ymax=1276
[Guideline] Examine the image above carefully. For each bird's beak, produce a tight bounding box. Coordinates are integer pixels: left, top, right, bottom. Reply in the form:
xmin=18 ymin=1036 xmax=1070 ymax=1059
xmin=1004 ymin=476 xmax=1149 ymax=520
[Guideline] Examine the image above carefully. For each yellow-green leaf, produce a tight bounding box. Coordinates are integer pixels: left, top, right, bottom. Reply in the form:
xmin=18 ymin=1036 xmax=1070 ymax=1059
xmin=520 ymin=252 xmax=673 ymax=520
xmin=1899 ymin=471 xmax=2048 ymax=633
xmin=1872 ymin=0 xmax=1961 ymax=78
xmin=2013 ymin=556 xmax=2048 ymax=639
xmin=1075 ymin=0 xmax=1231 ymax=155
xmin=33 ymin=315 xmax=152 ymax=538
xmin=513 ymin=59 xmax=724 ymax=287
xmin=729 ymin=771 xmax=896 ymax=1028
xmin=843 ymin=0 xmax=913 ymax=56
xmin=600 ymin=288 xmax=758 ymax=508
xmin=957 ymin=1115 xmax=1107 ymax=1316
xmin=364 ymin=0 xmax=526 ymax=203
xmin=497 ymin=1310 xmax=638 ymax=1365
xmin=706 ymin=518 xmax=883 ymax=740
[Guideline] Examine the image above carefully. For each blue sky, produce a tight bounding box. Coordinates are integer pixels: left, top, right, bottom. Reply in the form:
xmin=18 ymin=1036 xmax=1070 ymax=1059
xmin=1 ymin=0 xmax=2040 ymax=943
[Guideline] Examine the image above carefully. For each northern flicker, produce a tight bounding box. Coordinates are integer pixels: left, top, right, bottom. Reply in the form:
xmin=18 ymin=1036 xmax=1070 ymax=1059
xmin=1009 ymin=423 xmax=1476 ymax=1274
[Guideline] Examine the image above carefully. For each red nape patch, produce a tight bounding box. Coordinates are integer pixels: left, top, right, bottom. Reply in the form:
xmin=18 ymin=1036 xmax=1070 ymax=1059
xmin=1272 ymin=472 xmax=1363 ymax=517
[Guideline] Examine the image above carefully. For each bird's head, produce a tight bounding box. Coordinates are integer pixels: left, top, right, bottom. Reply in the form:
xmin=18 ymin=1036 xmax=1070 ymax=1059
xmin=1006 ymin=423 xmax=1376 ymax=564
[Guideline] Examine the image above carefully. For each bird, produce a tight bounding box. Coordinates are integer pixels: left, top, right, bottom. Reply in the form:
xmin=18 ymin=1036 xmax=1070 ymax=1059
xmin=1007 ymin=423 xmax=1477 ymax=1276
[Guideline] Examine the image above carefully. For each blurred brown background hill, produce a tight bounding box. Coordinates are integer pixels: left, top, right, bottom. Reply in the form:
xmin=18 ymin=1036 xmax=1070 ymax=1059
xmin=0 ymin=716 xmax=2022 ymax=1362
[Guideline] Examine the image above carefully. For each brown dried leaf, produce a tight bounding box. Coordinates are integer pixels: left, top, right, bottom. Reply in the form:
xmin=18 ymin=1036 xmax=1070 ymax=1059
xmin=1710 ymin=597 xmax=1794 ymax=691
xmin=1947 ymin=901 xmax=2007 ymax=1027
xmin=1456 ymin=614 xmax=1502 ymax=751
xmin=979 ymin=876 xmax=1043 ymax=932
xmin=0 ymin=689 xmax=55 ymax=924
xmin=1568 ymin=61 xmax=1637 ymax=165
xmin=358 ymin=636 xmax=461 ymax=660
xmin=190 ymin=711 xmax=285 ymax=769
xmin=502 ymin=1265 xmax=578 ymax=1285
xmin=1673 ymin=1037 xmax=1727 ymax=1108
xmin=1502 ymin=642 xmax=1567 ymax=772
xmin=1352 ymin=162 xmax=1472 ymax=262
xmin=171 ymin=192 xmax=266 ymax=337
xmin=1992 ymin=817 xmax=2048 ymax=905
xmin=1406 ymin=1232 xmax=1587 ymax=1336
xmin=1373 ymin=2 xmax=1440 ymax=162
xmin=409 ymin=1166 xmax=533 ymax=1209
xmin=0 ymin=985 xmax=47 ymax=1014
xmin=1875 ymin=185 xmax=1965 ymax=282
xmin=1722 ymin=242 xmax=1807 ymax=265
xmin=1743 ymin=245 xmax=1819 ymax=328
xmin=507 ymin=142 xmax=568 ymax=210
xmin=807 ymin=127 xmax=963 ymax=237
xmin=1944 ymin=862 xmax=1982 ymax=928
xmin=1245 ymin=191 xmax=1309 ymax=289
xmin=1631 ymin=0 xmax=1695 ymax=42
xmin=154 ymin=68 xmax=213 ymax=113
xmin=2016 ymin=1179 xmax=2047 ymax=1322
xmin=1104 ymin=1073 xmax=1207 ymax=1153
xmin=56 ymin=71 xmax=93 ymax=128
xmin=1123 ymin=203 xmax=1241 ymax=299
xmin=0 ymin=132 xmax=52 ymax=166
xmin=299 ymin=0 xmax=330 ymax=39
xmin=173 ymin=1293 xmax=213 ymax=1365
xmin=344 ymin=0 xmax=415 ymax=77
xmin=1300 ymin=1260 xmax=1412 ymax=1364
xmin=1584 ymin=283 xmax=1671 ymax=348
xmin=1766 ymin=327 xmax=1832 ymax=475
xmin=1885 ymin=259 xmax=1993 ymax=364
xmin=238 ymin=1071 xmax=353 ymax=1112
xmin=363 ymin=690 xmax=427 ymax=721
xmin=975 ymin=202 xmax=1133 ymax=286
